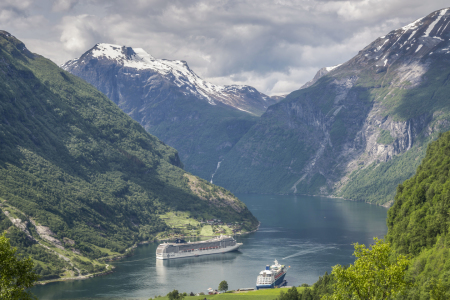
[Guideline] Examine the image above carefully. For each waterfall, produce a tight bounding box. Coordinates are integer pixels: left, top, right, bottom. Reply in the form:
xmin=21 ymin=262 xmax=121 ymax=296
xmin=210 ymin=160 xmax=223 ymax=184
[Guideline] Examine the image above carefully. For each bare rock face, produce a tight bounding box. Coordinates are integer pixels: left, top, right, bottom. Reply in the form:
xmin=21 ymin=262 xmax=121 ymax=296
xmin=31 ymin=219 xmax=65 ymax=250
xmin=3 ymin=210 xmax=33 ymax=238
xmin=213 ymin=7 xmax=450 ymax=205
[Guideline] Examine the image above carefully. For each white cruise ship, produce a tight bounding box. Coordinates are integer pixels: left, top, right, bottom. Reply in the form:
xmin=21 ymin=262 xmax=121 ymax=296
xmin=156 ymin=235 xmax=242 ymax=260
xmin=256 ymin=259 xmax=288 ymax=289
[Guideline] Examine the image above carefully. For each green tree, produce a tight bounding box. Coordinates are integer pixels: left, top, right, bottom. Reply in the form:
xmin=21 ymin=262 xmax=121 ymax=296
xmin=0 ymin=232 xmax=39 ymax=300
xmin=323 ymin=238 xmax=410 ymax=300
xmin=276 ymin=286 xmax=299 ymax=300
xmin=218 ymin=280 xmax=228 ymax=292
xmin=166 ymin=289 xmax=184 ymax=300
xmin=428 ymin=278 xmax=448 ymax=300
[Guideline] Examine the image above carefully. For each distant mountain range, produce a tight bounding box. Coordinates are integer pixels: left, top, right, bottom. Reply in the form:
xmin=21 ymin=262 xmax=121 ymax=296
xmin=0 ymin=31 xmax=257 ymax=280
xmin=62 ymin=44 xmax=279 ymax=180
xmin=212 ymin=7 xmax=450 ymax=205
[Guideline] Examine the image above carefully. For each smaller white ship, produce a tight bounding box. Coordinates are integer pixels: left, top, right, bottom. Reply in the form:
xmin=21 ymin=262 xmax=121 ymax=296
xmin=156 ymin=235 xmax=242 ymax=260
xmin=256 ymin=259 xmax=288 ymax=289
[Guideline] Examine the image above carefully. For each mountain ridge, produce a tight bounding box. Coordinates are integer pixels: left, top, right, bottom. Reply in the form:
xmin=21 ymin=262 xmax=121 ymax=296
xmin=62 ymin=43 xmax=276 ymax=116
xmin=213 ymin=7 xmax=450 ymax=205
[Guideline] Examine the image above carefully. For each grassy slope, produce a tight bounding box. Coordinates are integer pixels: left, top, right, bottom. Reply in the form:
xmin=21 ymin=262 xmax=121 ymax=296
xmin=0 ymin=32 xmax=258 ymax=281
xmin=150 ymin=288 xmax=307 ymax=300
xmin=149 ymin=272 xmax=334 ymax=300
xmin=386 ymin=131 xmax=450 ymax=298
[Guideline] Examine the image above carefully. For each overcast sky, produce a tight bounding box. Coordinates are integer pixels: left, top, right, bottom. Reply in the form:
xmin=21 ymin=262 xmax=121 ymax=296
xmin=1 ymin=0 xmax=448 ymax=95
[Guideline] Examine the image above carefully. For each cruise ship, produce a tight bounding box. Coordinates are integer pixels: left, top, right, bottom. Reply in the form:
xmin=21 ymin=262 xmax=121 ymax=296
xmin=256 ymin=259 xmax=288 ymax=289
xmin=156 ymin=235 xmax=242 ymax=260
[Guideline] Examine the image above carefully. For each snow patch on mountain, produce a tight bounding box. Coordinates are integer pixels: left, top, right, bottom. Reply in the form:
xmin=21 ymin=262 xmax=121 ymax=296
xmin=424 ymin=9 xmax=448 ymax=37
xmin=325 ymin=64 xmax=342 ymax=72
xmin=300 ymin=64 xmax=342 ymax=89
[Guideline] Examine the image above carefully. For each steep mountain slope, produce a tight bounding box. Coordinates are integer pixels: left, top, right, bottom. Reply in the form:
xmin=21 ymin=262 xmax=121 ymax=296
xmin=386 ymin=130 xmax=450 ymax=298
xmin=62 ymin=44 xmax=276 ymax=181
xmin=0 ymin=31 xmax=258 ymax=280
xmin=213 ymin=7 xmax=450 ymax=205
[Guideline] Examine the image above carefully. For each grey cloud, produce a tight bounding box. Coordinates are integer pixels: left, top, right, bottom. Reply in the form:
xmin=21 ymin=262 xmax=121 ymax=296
xmin=59 ymin=14 xmax=113 ymax=54
xmin=1 ymin=0 xmax=449 ymax=94
xmin=52 ymin=0 xmax=80 ymax=12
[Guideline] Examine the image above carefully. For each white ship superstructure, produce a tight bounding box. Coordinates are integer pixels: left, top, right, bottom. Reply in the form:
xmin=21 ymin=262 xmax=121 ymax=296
xmin=256 ymin=259 xmax=288 ymax=289
xmin=156 ymin=235 xmax=242 ymax=260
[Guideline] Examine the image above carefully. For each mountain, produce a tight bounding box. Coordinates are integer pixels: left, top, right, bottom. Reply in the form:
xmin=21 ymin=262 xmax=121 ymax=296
xmin=0 ymin=31 xmax=258 ymax=280
xmin=62 ymin=44 xmax=277 ymax=181
xmin=213 ymin=7 xmax=450 ymax=205
xmin=386 ymin=130 xmax=450 ymax=298
xmin=299 ymin=64 xmax=341 ymax=89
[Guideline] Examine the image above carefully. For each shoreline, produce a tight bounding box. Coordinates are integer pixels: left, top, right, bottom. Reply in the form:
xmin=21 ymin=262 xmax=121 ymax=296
xmin=240 ymin=192 xmax=393 ymax=208
xmin=302 ymin=193 xmax=393 ymax=208
xmin=35 ymin=224 xmax=260 ymax=285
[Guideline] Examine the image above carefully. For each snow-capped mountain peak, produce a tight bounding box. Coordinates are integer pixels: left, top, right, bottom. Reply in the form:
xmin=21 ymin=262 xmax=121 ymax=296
xmin=62 ymin=43 xmax=277 ymax=115
xmin=301 ymin=7 xmax=450 ymax=90
xmin=353 ymin=8 xmax=450 ymax=67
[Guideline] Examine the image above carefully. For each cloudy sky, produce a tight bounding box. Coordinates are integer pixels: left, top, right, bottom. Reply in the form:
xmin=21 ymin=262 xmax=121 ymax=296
xmin=1 ymin=0 xmax=448 ymax=95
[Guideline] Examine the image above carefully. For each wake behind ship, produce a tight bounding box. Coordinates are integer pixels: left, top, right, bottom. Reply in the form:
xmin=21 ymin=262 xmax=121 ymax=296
xmin=156 ymin=235 xmax=242 ymax=260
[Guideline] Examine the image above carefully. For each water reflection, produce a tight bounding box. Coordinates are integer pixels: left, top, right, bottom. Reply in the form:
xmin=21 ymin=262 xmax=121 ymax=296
xmin=155 ymin=252 xmax=240 ymax=285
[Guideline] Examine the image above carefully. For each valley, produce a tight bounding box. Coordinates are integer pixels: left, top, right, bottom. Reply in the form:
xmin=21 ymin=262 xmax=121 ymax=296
xmin=61 ymin=8 xmax=450 ymax=208
xmin=1 ymin=4 xmax=450 ymax=300
xmin=31 ymin=194 xmax=389 ymax=299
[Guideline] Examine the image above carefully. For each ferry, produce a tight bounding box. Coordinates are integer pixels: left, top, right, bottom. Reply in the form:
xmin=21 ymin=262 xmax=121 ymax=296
xmin=256 ymin=259 xmax=288 ymax=289
xmin=156 ymin=235 xmax=242 ymax=260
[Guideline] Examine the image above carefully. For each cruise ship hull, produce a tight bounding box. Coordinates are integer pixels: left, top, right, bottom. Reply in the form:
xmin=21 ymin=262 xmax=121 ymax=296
xmin=256 ymin=273 xmax=287 ymax=289
xmin=156 ymin=242 xmax=242 ymax=260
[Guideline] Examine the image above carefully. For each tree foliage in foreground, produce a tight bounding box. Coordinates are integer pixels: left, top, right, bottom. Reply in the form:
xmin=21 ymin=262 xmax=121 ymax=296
xmin=276 ymin=272 xmax=334 ymax=300
xmin=0 ymin=232 xmax=39 ymax=300
xmin=323 ymin=238 xmax=410 ymax=300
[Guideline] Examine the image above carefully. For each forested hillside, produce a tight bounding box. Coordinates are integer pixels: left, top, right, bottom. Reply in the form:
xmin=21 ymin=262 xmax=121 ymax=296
xmin=387 ymin=130 xmax=450 ymax=298
xmin=0 ymin=31 xmax=258 ymax=281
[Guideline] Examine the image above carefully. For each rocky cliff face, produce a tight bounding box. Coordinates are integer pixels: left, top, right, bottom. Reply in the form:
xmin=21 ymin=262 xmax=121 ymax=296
xmin=213 ymin=7 xmax=450 ymax=205
xmin=62 ymin=44 xmax=277 ymax=180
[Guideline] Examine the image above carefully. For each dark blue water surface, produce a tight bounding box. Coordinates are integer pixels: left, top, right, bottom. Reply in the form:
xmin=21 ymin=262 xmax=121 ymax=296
xmin=31 ymin=194 xmax=388 ymax=299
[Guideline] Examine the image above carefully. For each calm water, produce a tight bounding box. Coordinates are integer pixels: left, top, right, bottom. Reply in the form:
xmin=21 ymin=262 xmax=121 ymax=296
xmin=31 ymin=194 xmax=388 ymax=299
